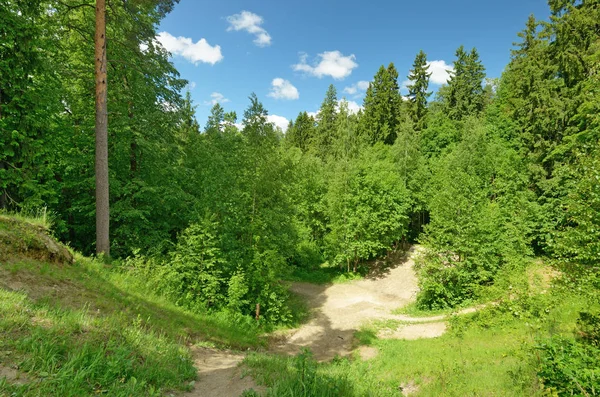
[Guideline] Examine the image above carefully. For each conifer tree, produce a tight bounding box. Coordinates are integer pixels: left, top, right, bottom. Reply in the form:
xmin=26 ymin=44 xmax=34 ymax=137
xmin=360 ymin=63 xmax=403 ymax=144
xmin=287 ymin=111 xmax=316 ymax=152
xmin=445 ymin=46 xmax=486 ymax=120
xmin=205 ymin=103 xmax=225 ymax=135
xmin=406 ymin=50 xmax=432 ymax=131
xmin=312 ymin=84 xmax=338 ymax=158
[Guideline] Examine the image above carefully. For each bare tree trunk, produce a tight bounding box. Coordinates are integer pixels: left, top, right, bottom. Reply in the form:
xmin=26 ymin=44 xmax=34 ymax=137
xmin=95 ymin=0 xmax=110 ymax=256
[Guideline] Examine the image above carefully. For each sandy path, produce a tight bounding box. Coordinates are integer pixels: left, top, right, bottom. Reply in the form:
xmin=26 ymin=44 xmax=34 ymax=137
xmin=271 ymin=246 xmax=436 ymax=361
xmin=184 ymin=347 xmax=265 ymax=397
xmin=188 ymin=245 xmax=459 ymax=395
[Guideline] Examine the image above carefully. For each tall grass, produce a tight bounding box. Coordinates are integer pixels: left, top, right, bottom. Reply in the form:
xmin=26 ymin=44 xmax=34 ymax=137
xmin=0 ymin=289 xmax=196 ymax=396
xmin=0 ymin=215 xmax=268 ymax=395
xmin=0 ymin=207 xmax=53 ymax=229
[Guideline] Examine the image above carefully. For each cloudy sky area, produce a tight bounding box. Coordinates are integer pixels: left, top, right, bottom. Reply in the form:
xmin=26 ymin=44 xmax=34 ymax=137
xmin=158 ymin=0 xmax=550 ymax=131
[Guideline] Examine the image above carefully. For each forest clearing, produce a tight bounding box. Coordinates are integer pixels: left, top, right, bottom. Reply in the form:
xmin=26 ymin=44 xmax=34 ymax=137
xmin=0 ymin=216 xmax=582 ymax=396
xmin=1 ymin=0 xmax=599 ymax=395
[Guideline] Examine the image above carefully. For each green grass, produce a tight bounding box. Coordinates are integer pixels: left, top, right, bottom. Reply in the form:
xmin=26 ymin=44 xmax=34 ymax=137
xmin=0 ymin=215 xmax=267 ymax=396
xmin=0 ymin=289 xmax=196 ymax=396
xmin=392 ymin=301 xmax=458 ymax=317
xmin=1 ymin=213 xmax=590 ymax=396
xmin=0 ymin=208 xmax=53 ymax=230
xmin=246 ymin=294 xmax=586 ymax=396
xmin=246 ymin=261 xmax=588 ymax=397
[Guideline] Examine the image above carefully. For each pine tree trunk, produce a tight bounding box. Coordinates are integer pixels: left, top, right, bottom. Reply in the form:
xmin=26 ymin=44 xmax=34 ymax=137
xmin=95 ymin=0 xmax=110 ymax=256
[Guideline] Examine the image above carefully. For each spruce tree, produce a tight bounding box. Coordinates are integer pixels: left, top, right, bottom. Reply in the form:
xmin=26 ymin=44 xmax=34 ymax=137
xmin=205 ymin=103 xmax=225 ymax=134
xmin=287 ymin=111 xmax=316 ymax=152
xmin=406 ymin=50 xmax=432 ymax=131
xmin=360 ymin=63 xmax=403 ymax=145
xmin=312 ymin=84 xmax=338 ymax=158
xmin=445 ymin=46 xmax=486 ymax=120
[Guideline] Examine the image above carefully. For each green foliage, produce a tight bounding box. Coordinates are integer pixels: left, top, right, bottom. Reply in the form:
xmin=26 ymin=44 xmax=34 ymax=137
xmin=444 ymin=46 xmax=487 ymax=121
xmin=536 ymin=337 xmax=600 ymax=396
xmin=418 ymin=120 xmax=537 ymax=308
xmin=163 ymin=218 xmax=226 ymax=310
xmin=360 ymin=63 xmax=403 ymax=145
xmin=3 ymin=0 xmax=599 ymax=353
xmin=535 ymin=312 xmax=600 ymax=397
xmin=0 ymin=0 xmax=62 ymax=210
xmin=287 ymin=111 xmax=317 ymax=152
xmin=244 ymin=350 xmax=357 ymax=397
xmin=553 ymin=143 xmax=600 ymax=267
xmin=406 ymin=50 xmax=432 ymax=131
xmin=311 ymin=85 xmax=339 ymax=158
xmin=326 ymin=143 xmax=411 ymax=271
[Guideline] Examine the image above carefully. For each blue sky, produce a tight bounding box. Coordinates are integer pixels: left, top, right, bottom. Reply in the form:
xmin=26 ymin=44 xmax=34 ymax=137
xmin=157 ymin=0 xmax=550 ymax=130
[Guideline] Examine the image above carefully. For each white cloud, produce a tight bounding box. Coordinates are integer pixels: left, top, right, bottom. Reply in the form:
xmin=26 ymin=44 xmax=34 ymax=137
xmin=231 ymin=115 xmax=289 ymax=131
xmin=337 ymin=99 xmax=362 ymax=115
xmin=293 ymin=51 xmax=358 ymax=80
xmin=267 ymin=78 xmax=299 ymax=100
xmin=343 ymin=80 xmax=370 ymax=96
xmin=401 ymin=60 xmax=454 ymax=92
xmin=307 ymin=111 xmax=319 ymax=119
xmin=204 ymin=92 xmax=230 ymax=106
xmin=156 ymin=32 xmax=223 ymax=65
xmin=184 ymin=81 xmax=197 ymax=91
xmin=427 ymin=60 xmax=454 ymax=85
xmin=226 ymin=11 xmax=272 ymax=47
xmin=267 ymin=115 xmax=289 ymax=131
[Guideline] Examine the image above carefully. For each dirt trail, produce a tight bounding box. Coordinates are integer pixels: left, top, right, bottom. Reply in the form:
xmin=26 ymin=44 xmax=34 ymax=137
xmin=188 ymin=245 xmax=459 ymax=395
xmin=184 ymin=347 xmax=265 ymax=397
xmin=271 ymin=245 xmax=442 ymax=361
xmin=0 ymin=364 xmax=31 ymax=386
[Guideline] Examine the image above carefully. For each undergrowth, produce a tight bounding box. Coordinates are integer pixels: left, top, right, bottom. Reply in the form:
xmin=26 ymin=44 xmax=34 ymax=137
xmin=0 ymin=214 xmax=267 ymax=395
xmin=0 ymin=289 xmax=196 ymax=396
xmin=247 ymin=259 xmax=599 ymax=396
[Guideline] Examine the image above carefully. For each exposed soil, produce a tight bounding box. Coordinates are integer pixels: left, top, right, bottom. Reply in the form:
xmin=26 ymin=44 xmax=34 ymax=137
xmin=357 ymin=346 xmax=379 ymax=360
xmin=271 ymin=246 xmax=425 ymax=361
xmin=378 ymin=322 xmax=447 ymax=340
xmin=0 ymin=363 xmax=31 ymax=386
xmin=186 ymin=247 xmax=428 ymax=395
xmin=0 ymin=216 xmax=73 ymax=265
xmin=184 ymin=347 xmax=265 ymax=397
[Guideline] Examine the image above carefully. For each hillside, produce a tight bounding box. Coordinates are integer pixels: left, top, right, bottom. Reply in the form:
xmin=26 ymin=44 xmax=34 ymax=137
xmin=2 ymin=213 xmax=599 ymax=396
xmin=0 ymin=214 xmax=265 ymax=396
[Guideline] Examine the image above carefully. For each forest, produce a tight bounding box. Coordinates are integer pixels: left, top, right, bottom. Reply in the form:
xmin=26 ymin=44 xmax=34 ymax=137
xmin=1 ymin=0 xmax=599 ymax=395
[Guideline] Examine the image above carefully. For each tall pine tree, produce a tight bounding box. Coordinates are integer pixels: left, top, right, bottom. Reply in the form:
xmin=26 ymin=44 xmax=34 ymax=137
xmin=360 ymin=63 xmax=403 ymax=145
xmin=444 ymin=46 xmax=486 ymax=120
xmin=312 ymin=84 xmax=338 ymax=158
xmin=406 ymin=50 xmax=432 ymax=131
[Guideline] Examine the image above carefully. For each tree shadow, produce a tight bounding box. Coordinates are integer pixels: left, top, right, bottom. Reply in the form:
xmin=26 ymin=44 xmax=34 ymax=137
xmin=363 ymin=245 xmax=414 ymax=280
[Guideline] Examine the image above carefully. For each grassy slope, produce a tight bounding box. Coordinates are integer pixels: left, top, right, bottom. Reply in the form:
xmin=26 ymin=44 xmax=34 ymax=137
xmin=0 ymin=214 xmax=264 ymax=396
xmin=245 ymin=261 xmax=586 ymax=396
xmin=0 ymin=214 xmax=587 ymax=396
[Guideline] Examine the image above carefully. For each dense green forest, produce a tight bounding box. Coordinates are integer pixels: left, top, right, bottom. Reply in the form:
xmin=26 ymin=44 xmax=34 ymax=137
xmin=1 ymin=0 xmax=599 ymax=395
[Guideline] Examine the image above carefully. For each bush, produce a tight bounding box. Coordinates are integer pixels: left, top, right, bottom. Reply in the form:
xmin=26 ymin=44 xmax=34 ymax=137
xmin=535 ymin=311 xmax=600 ymax=396
xmin=123 ymin=219 xmax=293 ymax=325
xmin=418 ymin=121 xmax=537 ymax=309
xmin=536 ymin=336 xmax=600 ymax=396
